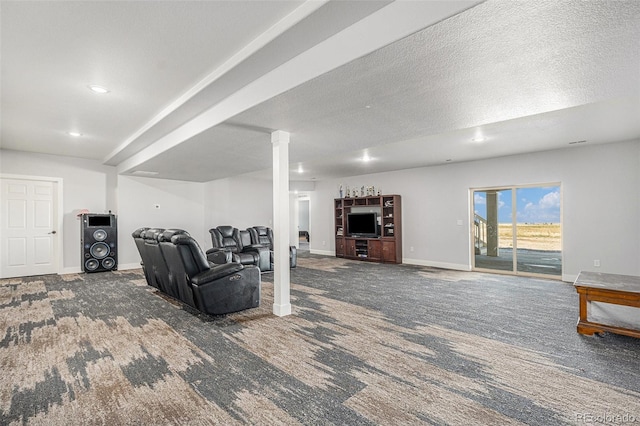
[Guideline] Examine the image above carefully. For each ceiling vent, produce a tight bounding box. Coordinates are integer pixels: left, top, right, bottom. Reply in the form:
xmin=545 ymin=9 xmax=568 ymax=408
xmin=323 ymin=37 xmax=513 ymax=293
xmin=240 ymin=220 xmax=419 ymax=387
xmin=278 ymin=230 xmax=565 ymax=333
xmin=132 ymin=170 xmax=159 ymax=176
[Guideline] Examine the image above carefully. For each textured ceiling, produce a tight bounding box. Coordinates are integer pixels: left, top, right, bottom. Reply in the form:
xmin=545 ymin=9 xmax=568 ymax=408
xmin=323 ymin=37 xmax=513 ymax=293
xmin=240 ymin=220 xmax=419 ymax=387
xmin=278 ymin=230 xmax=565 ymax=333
xmin=0 ymin=0 xmax=304 ymax=159
xmin=131 ymin=0 xmax=640 ymax=181
xmin=2 ymin=1 xmax=639 ymax=183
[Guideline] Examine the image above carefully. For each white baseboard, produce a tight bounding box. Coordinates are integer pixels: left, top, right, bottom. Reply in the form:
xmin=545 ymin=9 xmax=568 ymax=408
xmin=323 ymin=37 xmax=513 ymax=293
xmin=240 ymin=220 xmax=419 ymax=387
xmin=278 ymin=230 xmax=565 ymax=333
xmin=61 ymin=263 xmax=140 ymax=275
xmin=61 ymin=267 xmax=82 ymax=275
xmin=310 ymin=249 xmax=334 ymax=256
xmin=402 ymin=258 xmax=471 ymax=271
xmin=306 ymin=252 xmax=471 ymax=271
xmin=117 ymin=263 xmax=142 ymax=271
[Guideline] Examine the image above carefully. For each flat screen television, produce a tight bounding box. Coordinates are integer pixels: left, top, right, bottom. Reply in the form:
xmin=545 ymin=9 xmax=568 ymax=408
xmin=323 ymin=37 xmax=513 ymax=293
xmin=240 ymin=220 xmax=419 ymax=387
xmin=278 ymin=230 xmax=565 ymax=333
xmin=347 ymin=212 xmax=379 ymax=237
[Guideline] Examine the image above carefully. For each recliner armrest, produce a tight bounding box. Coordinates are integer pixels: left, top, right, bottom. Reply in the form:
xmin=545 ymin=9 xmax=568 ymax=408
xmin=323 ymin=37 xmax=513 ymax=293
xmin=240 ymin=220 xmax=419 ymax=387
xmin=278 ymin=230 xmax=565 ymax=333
xmin=192 ymin=263 xmax=244 ymax=285
xmin=246 ymin=244 xmax=267 ymax=249
xmin=242 ymin=245 xmax=270 ymax=272
xmin=206 ymin=247 xmax=234 ymax=264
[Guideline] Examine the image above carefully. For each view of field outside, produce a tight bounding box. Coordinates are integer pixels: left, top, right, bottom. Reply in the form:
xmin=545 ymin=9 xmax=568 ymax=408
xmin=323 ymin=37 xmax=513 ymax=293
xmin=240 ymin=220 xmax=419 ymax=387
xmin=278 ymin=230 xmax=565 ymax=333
xmin=475 ymin=186 xmax=561 ymax=251
xmin=498 ymin=223 xmax=561 ymax=251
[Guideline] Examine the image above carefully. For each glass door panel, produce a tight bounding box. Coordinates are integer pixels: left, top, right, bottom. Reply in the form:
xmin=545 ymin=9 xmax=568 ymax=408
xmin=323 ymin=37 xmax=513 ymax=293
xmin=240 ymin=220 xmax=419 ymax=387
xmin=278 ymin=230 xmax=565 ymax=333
xmin=473 ymin=189 xmax=513 ymax=272
xmin=515 ymin=186 xmax=562 ymax=276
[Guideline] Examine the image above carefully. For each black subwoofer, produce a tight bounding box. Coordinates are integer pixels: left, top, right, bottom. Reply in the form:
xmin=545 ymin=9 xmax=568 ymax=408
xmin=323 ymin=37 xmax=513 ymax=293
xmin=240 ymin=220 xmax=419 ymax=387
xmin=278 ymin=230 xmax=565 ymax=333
xmin=81 ymin=213 xmax=117 ymax=273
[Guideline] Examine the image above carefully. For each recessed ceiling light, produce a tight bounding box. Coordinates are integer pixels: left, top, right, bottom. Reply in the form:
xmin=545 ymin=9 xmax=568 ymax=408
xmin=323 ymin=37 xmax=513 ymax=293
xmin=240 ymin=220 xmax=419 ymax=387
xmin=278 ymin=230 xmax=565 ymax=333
xmin=471 ymin=137 xmax=486 ymax=143
xmin=297 ymin=165 xmax=304 ymax=173
xmin=67 ymin=131 xmax=83 ymax=137
xmin=88 ymin=85 xmax=110 ymax=94
xmin=365 ymin=105 xmax=372 ymax=109
xmin=362 ymin=152 xmax=372 ymax=162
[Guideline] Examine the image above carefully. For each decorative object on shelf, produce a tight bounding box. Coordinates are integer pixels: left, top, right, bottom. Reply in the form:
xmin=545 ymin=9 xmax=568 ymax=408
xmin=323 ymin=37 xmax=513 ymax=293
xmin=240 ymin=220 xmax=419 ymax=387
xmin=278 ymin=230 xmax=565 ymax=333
xmin=384 ymin=200 xmax=394 ymax=207
xmin=360 ymin=186 xmax=365 ymax=197
xmin=339 ymin=184 xmax=343 ymax=198
xmin=377 ymin=188 xmax=381 ymax=196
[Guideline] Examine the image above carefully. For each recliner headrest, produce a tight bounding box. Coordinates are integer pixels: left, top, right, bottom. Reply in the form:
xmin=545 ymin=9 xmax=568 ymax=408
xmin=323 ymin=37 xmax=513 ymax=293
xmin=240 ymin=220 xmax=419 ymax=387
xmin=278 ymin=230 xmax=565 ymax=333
xmin=143 ymin=228 xmax=165 ymax=242
xmin=216 ymin=226 xmax=235 ymax=237
xmin=159 ymin=229 xmax=189 ymax=242
xmin=132 ymin=227 xmax=149 ymax=238
xmin=171 ymin=233 xmax=210 ymax=274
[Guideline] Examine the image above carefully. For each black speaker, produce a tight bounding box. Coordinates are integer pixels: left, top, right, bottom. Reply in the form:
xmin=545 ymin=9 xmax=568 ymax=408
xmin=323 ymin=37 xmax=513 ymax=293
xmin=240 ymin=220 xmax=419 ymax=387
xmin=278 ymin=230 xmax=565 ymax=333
xmin=81 ymin=213 xmax=117 ymax=273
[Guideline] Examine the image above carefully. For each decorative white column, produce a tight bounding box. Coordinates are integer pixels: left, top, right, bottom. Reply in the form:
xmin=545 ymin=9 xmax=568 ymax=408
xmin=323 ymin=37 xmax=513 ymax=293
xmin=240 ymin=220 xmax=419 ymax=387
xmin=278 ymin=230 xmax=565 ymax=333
xmin=271 ymin=130 xmax=291 ymax=316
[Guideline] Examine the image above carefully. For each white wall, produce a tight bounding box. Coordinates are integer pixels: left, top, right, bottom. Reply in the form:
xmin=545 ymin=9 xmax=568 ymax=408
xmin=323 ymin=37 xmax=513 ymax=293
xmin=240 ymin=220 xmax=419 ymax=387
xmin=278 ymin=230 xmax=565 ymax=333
xmin=117 ymin=175 xmax=206 ymax=268
xmin=204 ymin=176 xmax=274 ymax=249
xmin=0 ymin=150 xmax=208 ymax=272
xmin=310 ymin=140 xmax=640 ymax=281
xmin=0 ymin=150 xmax=116 ymax=271
xmin=4 ymin=139 xmax=638 ymax=280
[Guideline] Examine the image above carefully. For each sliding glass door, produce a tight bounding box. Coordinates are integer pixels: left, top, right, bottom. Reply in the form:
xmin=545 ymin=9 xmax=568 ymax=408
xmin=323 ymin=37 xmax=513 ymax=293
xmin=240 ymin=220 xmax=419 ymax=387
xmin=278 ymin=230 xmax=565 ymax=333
xmin=473 ymin=189 xmax=513 ymax=272
xmin=472 ymin=184 xmax=561 ymax=278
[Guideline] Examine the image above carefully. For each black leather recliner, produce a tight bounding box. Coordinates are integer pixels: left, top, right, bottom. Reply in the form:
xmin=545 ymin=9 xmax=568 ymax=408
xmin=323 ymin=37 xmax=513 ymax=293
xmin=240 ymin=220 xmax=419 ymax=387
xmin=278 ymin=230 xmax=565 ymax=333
xmin=141 ymin=228 xmax=166 ymax=291
xmin=206 ymin=226 xmax=270 ymax=271
xmin=132 ymin=227 xmax=151 ymax=283
xmin=158 ymin=229 xmax=193 ymax=306
xmin=248 ymin=226 xmax=297 ymax=269
xmin=170 ymin=233 xmax=261 ymax=315
xmin=131 ymin=228 xmax=260 ymax=315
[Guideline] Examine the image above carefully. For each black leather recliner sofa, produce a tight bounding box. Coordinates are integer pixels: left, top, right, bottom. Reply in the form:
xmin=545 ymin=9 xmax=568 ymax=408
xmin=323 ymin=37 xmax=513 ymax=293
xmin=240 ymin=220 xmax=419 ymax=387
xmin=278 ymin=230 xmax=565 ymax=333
xmin=131 ymin=227 xmax=260 ymax=315
xmin=206 ymin=226 xmax=270 ymax=271
xmin=247 ymin=226 xmax=297 ymax=269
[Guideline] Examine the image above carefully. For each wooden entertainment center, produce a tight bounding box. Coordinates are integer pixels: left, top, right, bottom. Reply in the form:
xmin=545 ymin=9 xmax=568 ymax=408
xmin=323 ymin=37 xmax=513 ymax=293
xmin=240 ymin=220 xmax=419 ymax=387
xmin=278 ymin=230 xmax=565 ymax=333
xmin=334 ymin=194 xmax=402 ymax=264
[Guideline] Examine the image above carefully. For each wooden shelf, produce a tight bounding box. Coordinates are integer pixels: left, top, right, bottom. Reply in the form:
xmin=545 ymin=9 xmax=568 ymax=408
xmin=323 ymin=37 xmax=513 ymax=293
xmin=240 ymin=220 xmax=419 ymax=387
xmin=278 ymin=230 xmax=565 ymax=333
xmin=334 ymin=194 xmax=402 ymax=264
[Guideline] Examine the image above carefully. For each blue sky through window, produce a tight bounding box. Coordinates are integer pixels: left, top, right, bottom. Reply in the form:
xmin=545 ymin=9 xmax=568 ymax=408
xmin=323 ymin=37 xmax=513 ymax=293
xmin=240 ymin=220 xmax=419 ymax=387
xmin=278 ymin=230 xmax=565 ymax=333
xmin=474 ymin=186 xmax=560 ymax=224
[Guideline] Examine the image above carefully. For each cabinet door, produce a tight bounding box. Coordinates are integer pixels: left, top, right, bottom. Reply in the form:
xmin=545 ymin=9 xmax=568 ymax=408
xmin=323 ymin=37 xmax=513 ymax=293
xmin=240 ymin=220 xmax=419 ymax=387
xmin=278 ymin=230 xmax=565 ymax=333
xmin=368 ymin=240 xmax=382 ymax=260
xmin=345 ymin=239 xmax=357 ymax=258
xmin=336 ymin=238 xmax=345 ymax=257
xmin=382 ymin=241 xmax=396 ymax=263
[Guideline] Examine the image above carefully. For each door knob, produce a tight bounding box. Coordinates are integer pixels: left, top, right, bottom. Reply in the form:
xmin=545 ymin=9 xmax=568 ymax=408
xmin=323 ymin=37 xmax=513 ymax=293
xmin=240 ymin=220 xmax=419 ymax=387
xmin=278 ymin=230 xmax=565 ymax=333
xmin=48 ymin=230 xmax=57 ymax=234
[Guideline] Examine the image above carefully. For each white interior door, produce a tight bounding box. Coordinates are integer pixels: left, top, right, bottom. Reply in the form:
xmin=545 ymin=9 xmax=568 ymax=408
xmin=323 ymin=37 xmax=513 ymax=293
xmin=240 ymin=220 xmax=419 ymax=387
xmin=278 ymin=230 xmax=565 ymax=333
xmin=1 ymin=178 xmax=59 ymax=278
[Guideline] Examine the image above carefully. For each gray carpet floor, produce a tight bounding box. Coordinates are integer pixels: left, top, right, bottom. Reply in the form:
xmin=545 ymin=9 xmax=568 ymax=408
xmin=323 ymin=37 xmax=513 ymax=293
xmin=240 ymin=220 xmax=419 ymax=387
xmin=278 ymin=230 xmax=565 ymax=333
xmin=1 ymin=252 xmax=639 ymax=425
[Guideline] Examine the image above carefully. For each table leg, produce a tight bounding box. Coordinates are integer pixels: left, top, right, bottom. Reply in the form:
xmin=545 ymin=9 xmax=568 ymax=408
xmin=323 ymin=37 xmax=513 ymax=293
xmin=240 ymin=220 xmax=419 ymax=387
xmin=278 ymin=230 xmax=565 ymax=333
xmin=577 ymin=292 xmax=599 ymax=335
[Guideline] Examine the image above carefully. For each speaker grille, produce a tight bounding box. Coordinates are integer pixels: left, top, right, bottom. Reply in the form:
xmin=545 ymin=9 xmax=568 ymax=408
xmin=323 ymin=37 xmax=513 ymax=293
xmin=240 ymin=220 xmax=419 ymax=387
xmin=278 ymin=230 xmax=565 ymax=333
xmin=90 ymin=242 xmax=110 ymax=259
xmin=93 ymin=229 xmax=107 ymax=241
xmin=85 ymin=258 xmax=99 ymax=271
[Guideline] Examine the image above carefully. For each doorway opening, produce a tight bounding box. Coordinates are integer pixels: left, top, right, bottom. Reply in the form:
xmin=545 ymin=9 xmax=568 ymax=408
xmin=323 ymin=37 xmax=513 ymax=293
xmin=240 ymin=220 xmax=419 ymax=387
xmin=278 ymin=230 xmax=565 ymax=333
xmin=472 ymin=184 xmax=561 ymax=278
xmin=297 ymin=196 xmax=310 ymax=251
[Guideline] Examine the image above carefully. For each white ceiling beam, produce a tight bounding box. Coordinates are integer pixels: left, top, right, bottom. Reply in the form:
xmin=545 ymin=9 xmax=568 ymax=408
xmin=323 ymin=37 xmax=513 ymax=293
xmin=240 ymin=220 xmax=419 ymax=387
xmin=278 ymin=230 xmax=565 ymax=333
xmin=104 ymin=0 xmax=329 ymax=165
xmin=117 ymin=1 xmax=479 ymax=175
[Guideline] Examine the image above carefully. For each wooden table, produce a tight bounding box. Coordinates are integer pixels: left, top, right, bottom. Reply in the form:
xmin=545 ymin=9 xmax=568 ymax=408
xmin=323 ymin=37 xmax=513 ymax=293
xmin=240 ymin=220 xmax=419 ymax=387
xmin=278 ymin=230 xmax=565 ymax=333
xmin=574 ymin=271 xmax=640 ymax=338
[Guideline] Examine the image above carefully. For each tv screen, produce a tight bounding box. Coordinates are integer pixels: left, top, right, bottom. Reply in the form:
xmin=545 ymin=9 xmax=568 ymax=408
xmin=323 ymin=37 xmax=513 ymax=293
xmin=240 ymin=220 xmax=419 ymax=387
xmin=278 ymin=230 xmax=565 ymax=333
xmin=347 ymin=212 xmax=378 ymax=237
